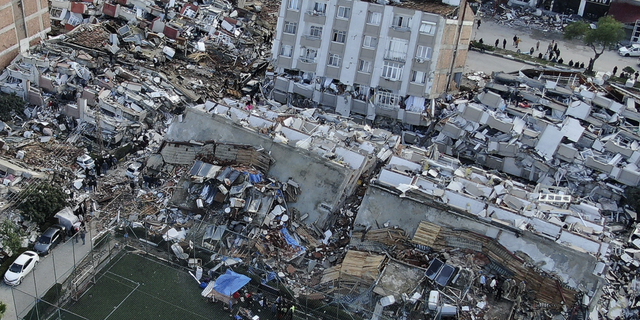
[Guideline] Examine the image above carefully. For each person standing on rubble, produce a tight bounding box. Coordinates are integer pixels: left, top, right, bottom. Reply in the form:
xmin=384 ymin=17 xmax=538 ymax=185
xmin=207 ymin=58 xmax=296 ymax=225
xmin=478 ymin=272 xmax=486 ymax=292
xmin=130 ymin=179 xmax=136 ymax=195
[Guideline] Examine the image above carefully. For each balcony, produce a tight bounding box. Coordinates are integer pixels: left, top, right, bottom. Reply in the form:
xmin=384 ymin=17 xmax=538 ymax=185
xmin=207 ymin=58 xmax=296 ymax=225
xmin=305 ymin=10 xmax=326 ymax=16
xmin=384 ymin=51 xmax=407 ymax=62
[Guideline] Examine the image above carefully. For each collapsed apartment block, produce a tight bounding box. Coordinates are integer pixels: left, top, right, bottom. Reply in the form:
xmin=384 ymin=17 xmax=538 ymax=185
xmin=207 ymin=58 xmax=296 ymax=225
xmin=429 ymin=69 xmax=640 ymax=195
xmin=163 ymin=101 xmax=399 ymax=226
xmin=269 ymin=0 xmax=474 ymax=125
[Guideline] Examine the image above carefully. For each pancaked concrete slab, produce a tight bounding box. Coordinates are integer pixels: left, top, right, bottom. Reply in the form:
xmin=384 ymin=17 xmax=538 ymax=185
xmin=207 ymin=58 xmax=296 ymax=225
xmin=166 ymin=108 xmax=358 ymax=227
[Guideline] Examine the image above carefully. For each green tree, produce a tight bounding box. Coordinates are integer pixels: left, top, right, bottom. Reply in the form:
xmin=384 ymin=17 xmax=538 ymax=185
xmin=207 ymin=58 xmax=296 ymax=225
xmin=17 ymin=184 xmax=68 ymax=225
xmin=0 ymin=220 xmax=25 ymax=254
xmin=564 ymin=16 xmax=625 ymax=72
xmin=0 ymin=301 xmax=6 ymax=319
xmin=0 ymin=92 xmax=25 ymax=122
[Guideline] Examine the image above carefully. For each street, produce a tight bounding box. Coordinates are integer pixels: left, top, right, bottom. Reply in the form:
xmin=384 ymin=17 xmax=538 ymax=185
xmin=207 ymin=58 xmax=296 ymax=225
xmin=0 ymin=227 xmax=95 ymax=320
xmin=470 ymin=18 xmax=639 ymax=75
xmin=465 ymin=50 xmax=533 ymax=74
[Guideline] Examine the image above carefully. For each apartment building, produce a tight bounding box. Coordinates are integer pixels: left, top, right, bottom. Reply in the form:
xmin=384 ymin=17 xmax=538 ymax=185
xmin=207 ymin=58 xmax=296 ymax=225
xmin=0 ymin=0 xmax=51 ymax=69
xmin=270 ymin=0 xmax=474 ymax=125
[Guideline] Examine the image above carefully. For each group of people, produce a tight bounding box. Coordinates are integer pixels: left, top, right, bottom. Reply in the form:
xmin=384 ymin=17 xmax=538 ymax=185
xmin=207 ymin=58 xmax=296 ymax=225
xmin=478 ymin=272 xmax=527 ymax=302
xmin=225 ymin=291 xmax=296 ymax=320
xmin=612 ymin=66 xmax=640 ymax=81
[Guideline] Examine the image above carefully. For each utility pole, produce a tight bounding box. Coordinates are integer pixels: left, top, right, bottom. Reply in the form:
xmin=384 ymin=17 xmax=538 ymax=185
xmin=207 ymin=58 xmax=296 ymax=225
xmin=445 ymin=0 xmax=469 ymax=93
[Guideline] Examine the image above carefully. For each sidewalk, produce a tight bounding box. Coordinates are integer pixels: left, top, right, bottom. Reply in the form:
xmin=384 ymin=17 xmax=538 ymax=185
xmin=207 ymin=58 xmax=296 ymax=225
xmin=0 ymin=222 xmax=96 ymax=320
xmin=472 ymin=18 xmax=637 ymax=75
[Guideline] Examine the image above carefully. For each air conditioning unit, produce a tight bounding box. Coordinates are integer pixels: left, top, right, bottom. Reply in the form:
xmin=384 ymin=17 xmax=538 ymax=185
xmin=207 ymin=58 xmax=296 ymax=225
xmin=416 ymin=58 xmax=425 ymax=63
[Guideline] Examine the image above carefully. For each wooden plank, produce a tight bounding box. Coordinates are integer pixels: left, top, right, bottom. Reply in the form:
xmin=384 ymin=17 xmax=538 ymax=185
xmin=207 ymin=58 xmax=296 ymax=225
xmin=411 ymin=221 xmax=441 ymax=246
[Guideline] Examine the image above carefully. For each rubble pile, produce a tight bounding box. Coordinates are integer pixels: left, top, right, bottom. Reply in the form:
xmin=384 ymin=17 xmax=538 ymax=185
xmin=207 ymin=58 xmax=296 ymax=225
xmin=480 ymin=0 xmax=582 ymax=33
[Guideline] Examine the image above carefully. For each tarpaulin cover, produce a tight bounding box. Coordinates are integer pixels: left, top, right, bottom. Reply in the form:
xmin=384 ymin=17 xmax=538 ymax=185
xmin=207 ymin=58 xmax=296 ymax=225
xmin=214 ymin=270 xmax=251 ymax=296
xmin=281 ymin=228 xmax=306 ymax=254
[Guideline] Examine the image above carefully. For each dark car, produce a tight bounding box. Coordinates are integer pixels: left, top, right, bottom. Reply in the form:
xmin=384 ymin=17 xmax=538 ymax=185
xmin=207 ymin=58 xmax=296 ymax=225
xmin=33 ymin=225 xmax=65 ymax=255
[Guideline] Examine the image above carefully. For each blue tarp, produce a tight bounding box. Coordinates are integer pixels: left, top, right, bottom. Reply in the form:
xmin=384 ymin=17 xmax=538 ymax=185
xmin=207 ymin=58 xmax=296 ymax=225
xmin=213 ymin=269 xmax=251 ymax=296
xmin=281 ymin=228 xmax=306 ymax=254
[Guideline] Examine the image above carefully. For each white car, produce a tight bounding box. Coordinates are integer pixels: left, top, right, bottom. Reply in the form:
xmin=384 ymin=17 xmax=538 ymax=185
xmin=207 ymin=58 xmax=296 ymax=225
xmin=4 ymin=251 xmax=39 ymax=286
xmin=76 ymin=154 xmax=95 ymax=169
xmin=125 ymin=162 xmax=143 ymax=178
xmin=618 ymin=44 xmax=640 ymax=57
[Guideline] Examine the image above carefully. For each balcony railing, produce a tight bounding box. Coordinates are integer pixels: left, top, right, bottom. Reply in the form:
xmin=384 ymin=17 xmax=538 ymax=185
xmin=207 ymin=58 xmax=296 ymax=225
xmin=306 ymin=10 xmax=326 ymax=16
xmin=384 ymin=51 xmax=406 ymax=62
xmin=299 ymin=57 xmax=317 ymax=63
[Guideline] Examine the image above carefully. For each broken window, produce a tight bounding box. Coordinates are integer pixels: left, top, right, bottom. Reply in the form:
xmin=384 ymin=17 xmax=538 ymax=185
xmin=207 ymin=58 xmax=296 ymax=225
xmin=415 ymin=45 xmax=432 ymax=61
xmin=300 ymin=47 xmax=317 ymax=63
xmin=337 ymin=6 xmax=351 ymax=19
xmin=309 ymin=25 xmax=322 ymax=38
xmin=332 ymin=30 xmax=346 ymax=43
xmin=419 ymin=21 xmax=437 ymax=35
xmin=392 ymin=15 xmax=412 ymax=29
xmin=358 ymin=60 xmax=372 ymax=73
xmin=411 ymin=70 xmax=426 ymax=84
xmin=353 ymin=84 xmax=371 ymax=101
xmin=363 ymin=35 xmax=378 ymax=49
xmin=382 ymin=61 xmax=403 ymax=81
xmin=328 ymin=53 xmax=341 ymax=67
xmin=385 ymin=38 xmax=408 ymax=61
xmin=376 ymin=91 xmax=400 ymax=107
xmin=283 ymin=21 xmax=297 ymax=34
xmin=366 ymin=11 xmax=382 ymax=25
xmin=280 ymin=44 xmax=293 ymax=57
xmin=287 ymin=0 xmax=300 ymax=10
xmin=312 ymin=2 xmax=326 ymax=15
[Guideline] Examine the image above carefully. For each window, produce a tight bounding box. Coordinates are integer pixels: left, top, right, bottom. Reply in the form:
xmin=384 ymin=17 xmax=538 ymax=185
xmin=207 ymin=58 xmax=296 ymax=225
xmin=284 ymin=22 xmax=297 ymax=34
xmin=358 ymin=60 xmax=372 ymax=73
xmin=332 ymin=30 xmax=346 ymax=43
xmin=337 ymin=6 xmax=351 ymax=19
xmin=411 ymin=70 xmax=426 ymax=84
xmin=309 ymin=26 xmax=322 ymax=38
xmin=287 ymin=0 xmax=300 ymax=10
xmin=419 ymin=21 xmax=436 ymax=35
xmin=300 ymin=47 xmax=317 ymax=63
xmin=392 ymin=15 xmax=412 ymax=29
xmin=363 ymin=36 xmax=378 ymax=48
xmin=385 ymin=38 xmax=408 ymax=61
xmin=280 ymin=45 xmax=293 ymax=57
xmin=312 ymin=2 xmax=326 ymax=15
xmin=415 ymin=45 xmax=433 ymax=60
xmin=382 ymin=61 xmax=403 ymax=81
xmin=366 ymin=11 xmax=381 ymax=25
xmin=376 ymin=91 xmax=400 ymax=107
xmin=328 ymin=53 xmax=341 ymax=67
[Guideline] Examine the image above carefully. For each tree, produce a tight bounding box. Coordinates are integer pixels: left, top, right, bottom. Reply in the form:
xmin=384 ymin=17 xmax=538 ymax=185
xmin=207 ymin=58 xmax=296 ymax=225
xmin=0 ymin=92 xmax=25 ymax=122
xmin=17 ymin=184 xmax=68 ymax=225
xmin=0 ymin=220 xmax=25 ymax=254
xmin=0 ymin=301 xmax=6 ymax=319
xmin=564 ymin=16 xmax=625 ymax=73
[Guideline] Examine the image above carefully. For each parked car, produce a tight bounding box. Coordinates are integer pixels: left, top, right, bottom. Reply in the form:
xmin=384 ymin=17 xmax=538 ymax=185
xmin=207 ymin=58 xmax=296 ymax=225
xmin=4 ymin=251 xmax=39 ymax=286
xmin=76 ymin=154 xmax=95 ymax=169
xmin=33 ymin=225 xmax=65 ymax=255
xmin=618 ymin=44 xmax=640 ymax=57
xmin=125 ymin=162 xmax=144 ymax=178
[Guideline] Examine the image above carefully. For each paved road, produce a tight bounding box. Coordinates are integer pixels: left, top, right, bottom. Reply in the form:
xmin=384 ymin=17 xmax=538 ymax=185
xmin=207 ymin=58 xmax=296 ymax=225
xmin=471 ymin=18 xmax=639 ymax=75
xmin=0 ymin=226 xmax=95 ymax=320
xmin=465 ymin=50 xmax=533 ymax=74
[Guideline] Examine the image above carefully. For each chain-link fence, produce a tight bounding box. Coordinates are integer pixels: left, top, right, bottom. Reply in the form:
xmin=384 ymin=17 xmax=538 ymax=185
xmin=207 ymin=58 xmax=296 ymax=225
xmin=10 ymin=218 xmax=419 ymax=320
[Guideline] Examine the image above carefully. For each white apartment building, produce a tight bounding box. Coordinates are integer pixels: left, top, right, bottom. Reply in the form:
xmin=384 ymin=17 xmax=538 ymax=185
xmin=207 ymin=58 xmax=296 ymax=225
xmin=270 ymin=0 xmax=474 ymax=125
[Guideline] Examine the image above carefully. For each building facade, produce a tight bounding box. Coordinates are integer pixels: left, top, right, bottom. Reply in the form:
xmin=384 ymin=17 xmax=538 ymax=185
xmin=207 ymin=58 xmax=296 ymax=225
xmin=270 ymin=0 xmax=473 ymax=125
xmin=0 ymin=0 xmax=51 ymax=69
